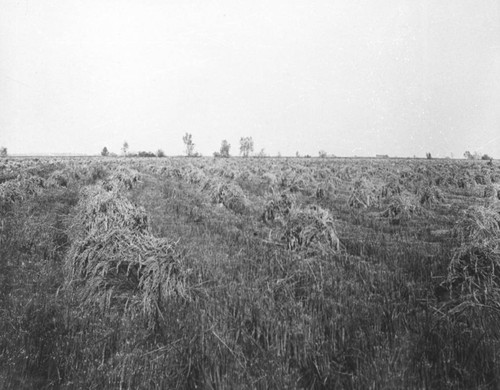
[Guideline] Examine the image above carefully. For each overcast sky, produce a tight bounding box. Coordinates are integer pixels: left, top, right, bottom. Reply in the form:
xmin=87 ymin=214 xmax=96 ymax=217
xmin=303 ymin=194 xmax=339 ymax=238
xmin=1 ymin=0 xmax=499 ymax=157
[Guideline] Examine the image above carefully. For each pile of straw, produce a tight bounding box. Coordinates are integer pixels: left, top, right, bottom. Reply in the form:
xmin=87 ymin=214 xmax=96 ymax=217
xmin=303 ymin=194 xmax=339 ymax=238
xmin=452 ymin=205 xmax=500 ymax=245
xmin=0 ymin=179 xmax=24 ymax=206
xmin=0 ymin=170 xmax=17 ymax=185
xmin=418 ymin=185 xmax=446 ymax=208
xmin=46 ymin=169 xmax=71 ymax=187
xmin=185 ymin=167 xmax=208 ymax=186
xmin=108 ymin=166 xmax=141 ymax=189
xmin=204 ymin=180 xmax=248 ymax=214
xmin=348 ymin=179 xmax=378 ymax=208
xmin=474 ymin=172 xmax=491 ymax=186
xmin=46 ymin=168 xmax=83 ymax=188
xmin=261 ymin=172 xmax=278 ymax=187
xmin=484 ymin=184 xmax=500 ymax=204
xmin=278 ymin=172 xmax=312 ymax=194
xmin=380 ymin=179 xmax=402 ymax=199
xmin=281 ymin=205 xmax=340 ymax=253
xmin=380 ymin=191 xmax=423 ymax=223
xmin=315 ymin=181 xmax=335 ymax=200
xmin=446 ymin=204 xmax=500 ymax=305
xmin=0 ymin=175 xmax=45 ymax=207
xmin=65 ymin=184 xmax=188 ymax=325
xmin=262 ymin=191 xmax=294 ymax=223
xmin=456 ymin=172 xmax=477 ymax=189
xmin=75 ymin=185 xmax=149 ymax=233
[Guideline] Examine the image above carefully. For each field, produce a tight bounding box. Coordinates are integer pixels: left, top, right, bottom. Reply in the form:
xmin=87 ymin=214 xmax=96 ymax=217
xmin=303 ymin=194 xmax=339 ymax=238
xmin=1 ymin=156 xmax=500 ymax=389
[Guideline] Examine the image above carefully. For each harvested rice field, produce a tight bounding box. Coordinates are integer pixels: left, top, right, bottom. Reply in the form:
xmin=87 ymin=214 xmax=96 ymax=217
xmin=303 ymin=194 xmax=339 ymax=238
xmin=1 ymin=156 xmax=500 ymax=389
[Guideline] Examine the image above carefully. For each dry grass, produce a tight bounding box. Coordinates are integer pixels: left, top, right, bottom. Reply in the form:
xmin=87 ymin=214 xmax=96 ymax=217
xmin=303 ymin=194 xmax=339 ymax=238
xmin=0 ymin=174 xmax=45 ymax=209
xmin=203 ymin=179 xmax=249 ymax=214
xmin=46 ymin=168 xmax=83 ymax=188
xmin=261 ymin=191 xmax=294 ymax=223
xmin=446 ymin=204 xmax=500 ymax=305
xmin=0 ymin=179 xmax=25 ymax=205
xmin=3 ymin=156 xmax=500 ymax=389
xmin=380 ymin=191 xmax=424 ymax=223
xmin=418 ymin=185 xmax=446 ymax=208
xmin=484 ymin=184 xmax=500 ymax=204
xmin=74 ymin=185 xmax=149 ymax=233
xmin=185 ymin=167 xmax=208 ymax=186
xmin=108 ymin=166 xmax=142 ymax=189
xmin=348 ymin=178 xmax=379 ymax=208
xmin=281 ymin=205 xmax=340 ymax=253
xmin=452 ymin=204 xmax=500 ymax=245
xmin=65 ymin=184 xmax=189 ymax=328
xmin=380 ymin=179 xmax=402 ymax=199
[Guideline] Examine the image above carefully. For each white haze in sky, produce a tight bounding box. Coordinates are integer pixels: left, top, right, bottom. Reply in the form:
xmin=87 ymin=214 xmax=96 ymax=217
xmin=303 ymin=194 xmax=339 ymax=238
xmin=0 ymin=0 xmax=499 ymax=157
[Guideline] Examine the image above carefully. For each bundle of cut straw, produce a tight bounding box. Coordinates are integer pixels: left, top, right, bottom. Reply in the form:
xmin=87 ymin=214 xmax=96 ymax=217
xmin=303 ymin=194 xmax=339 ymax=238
xmin=281 ymin=205 xmax=340 ymax=253
xmin=380 ymin=191 xmax=423 ymax=223
xmin=261 ymin=191 xmax=294 ymax=223
xmin=65 ymin=184 xmax=188 ymax=326
xmin=418 ymin=185 xmax=446 ymax=208
xmin=204 ymin=179 xmax=248 ymax=214
xmin=445 ymin=204 xmax=500 ymax=306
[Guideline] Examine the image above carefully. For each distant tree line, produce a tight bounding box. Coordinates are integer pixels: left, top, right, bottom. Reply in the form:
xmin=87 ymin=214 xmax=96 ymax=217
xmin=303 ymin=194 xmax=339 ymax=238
xmin=464 ymin=151 xmax=493 ymax=160
xmin=100 ymin=142 xmax=164 ymax=158
xmin=99 ymin=136 xmax=494 ymax=161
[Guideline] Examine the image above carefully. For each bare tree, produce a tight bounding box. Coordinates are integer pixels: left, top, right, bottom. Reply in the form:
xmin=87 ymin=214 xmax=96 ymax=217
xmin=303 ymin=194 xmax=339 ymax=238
xmin=239 ymin=137 xmax=254 ymax=157
xmin=121 ymin=141 xmax=129 ymax=156
xmin=183 ymin=133 xmax=195 ymax=156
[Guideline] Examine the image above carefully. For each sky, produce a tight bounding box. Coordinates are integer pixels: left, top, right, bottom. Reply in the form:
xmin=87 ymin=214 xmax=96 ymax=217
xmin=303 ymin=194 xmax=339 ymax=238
xmin=0 ymin=0 xmax=499 ymax=157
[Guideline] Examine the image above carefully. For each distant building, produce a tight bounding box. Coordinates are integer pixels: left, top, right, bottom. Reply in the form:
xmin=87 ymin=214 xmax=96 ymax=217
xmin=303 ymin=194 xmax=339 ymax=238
xmin=376 ymin=154 xmax=389 ymax=159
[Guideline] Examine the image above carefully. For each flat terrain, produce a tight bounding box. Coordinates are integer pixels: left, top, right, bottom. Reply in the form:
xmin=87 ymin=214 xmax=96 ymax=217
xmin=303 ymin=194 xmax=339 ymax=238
xmin=1 ymin=156 xmax=500 ymax=389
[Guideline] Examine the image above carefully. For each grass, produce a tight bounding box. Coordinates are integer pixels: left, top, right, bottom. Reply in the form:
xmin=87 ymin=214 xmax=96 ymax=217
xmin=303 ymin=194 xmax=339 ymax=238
xmin=1 ymin=157 xmax=499 ymax=388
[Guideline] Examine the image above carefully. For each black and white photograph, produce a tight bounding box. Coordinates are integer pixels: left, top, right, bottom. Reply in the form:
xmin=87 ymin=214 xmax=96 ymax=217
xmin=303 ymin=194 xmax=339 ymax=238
xmin=1 ymin=1 xmax=500 ymax=388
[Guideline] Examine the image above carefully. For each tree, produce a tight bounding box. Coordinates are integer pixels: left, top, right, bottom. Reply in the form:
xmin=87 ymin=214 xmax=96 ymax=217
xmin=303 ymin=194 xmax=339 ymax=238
xmin=257 ymin=148 xmax=267 ymax=158
xmin=122 ymin=141 xmax=129 ymax=156
xmin=156 ymin=149 xmax=165 ymax=157
xmin=137 ymin=151 xmax=156 ymax=157
xmin=101 ymin=146 xmax=109 ymax=157
xmin=183 ymin=133 xmax=195 ymax=156
xmin=0 ymin=146 xmax=7 ymax=157
xmin=239 ymin=137 xmax=254 ymax=157
xmin=318 ymin=150 xmax=327 ymax=158
xmin=464 ymin=151 xmax=482 ymax=160
xmin=219 ymin=140 xmax=231 ymax=158
xmin=481 ymin=154 xmax=493 ymax=161
xmin=426 ymin=152 xmax=432 ymax=159
xmin=215 ymin=140 xmax=231 ymax=157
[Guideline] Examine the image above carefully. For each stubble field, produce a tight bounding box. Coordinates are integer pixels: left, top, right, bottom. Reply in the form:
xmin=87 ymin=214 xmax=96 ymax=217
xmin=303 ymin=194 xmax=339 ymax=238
xmin=1 ymin=156 xmax=500 ymax=389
